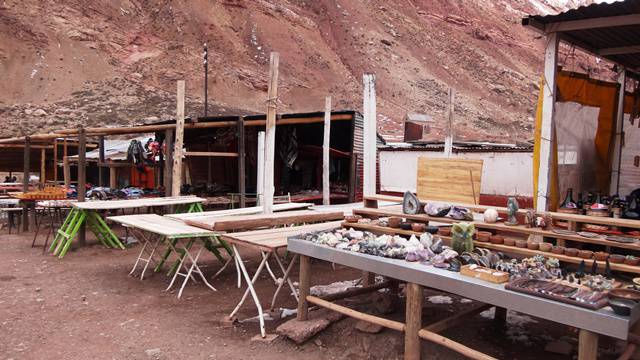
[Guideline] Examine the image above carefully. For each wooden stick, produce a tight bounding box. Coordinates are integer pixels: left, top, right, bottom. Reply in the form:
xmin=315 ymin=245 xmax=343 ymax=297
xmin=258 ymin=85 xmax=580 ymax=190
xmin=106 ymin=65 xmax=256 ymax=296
xmin=469 ymin=169 xmax=477 ymax=205
xmin=297 ymin=255 xmax=311 ymax=321
xmin=263 ymin=52 xmax=279 ymax=214
xmin=77 ymin=126 xmax=87 ymax=246
xmin=405 ymin=282 xmax=423 ymax=360
xmin=323 ymin=96 xmax=331 ymax=205
xmin=22 ymin=136 xmax=30 ymax=232
xmin=425 ymin=303 xmax=492 ymax=333
xmin=172 ymin=80 xmax=186 ymax=197
xmin=418 ymin=328 xmax=497 ymax=360
xmin=444 ymin=87 xmax=455 ymax=158
xmin=256 ymin=131 xmax=265 ymax=206
xmin=307 ymin=295 xmax=405 ymax=331
xmin=320 ymin=280 xmax=390 ymax=302
xmin=237 ymin=116 xmax=246 ymax=208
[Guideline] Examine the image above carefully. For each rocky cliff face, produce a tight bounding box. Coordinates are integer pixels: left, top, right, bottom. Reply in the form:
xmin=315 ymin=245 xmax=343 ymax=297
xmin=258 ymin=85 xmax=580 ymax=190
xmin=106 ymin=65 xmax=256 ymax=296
xmin=0 ymin=0 xmax=611 ymax=142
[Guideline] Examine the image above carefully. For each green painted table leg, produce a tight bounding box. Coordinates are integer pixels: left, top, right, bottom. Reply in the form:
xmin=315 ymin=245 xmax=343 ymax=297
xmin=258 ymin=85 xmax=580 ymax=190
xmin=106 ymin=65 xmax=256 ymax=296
xmin=155 ymin=238 xmax=177 ymax=272
xmin=50 ymin=207 xmax=78 ymax=252
xmin=157 ymin=202 xmax=204 ymax=271
xmin=168 ymin=238 xmax=194 ymax=276
xmin=57 ymin=210 xmax=87 ymax=258
xmin=89 ymin=211 xmax=124 ymax=249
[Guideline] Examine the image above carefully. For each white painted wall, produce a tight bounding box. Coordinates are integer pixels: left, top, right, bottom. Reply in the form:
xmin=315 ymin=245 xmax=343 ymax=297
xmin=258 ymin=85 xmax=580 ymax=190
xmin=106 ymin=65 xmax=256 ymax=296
xmin=379 ymin=150 xmax=534 ymax=196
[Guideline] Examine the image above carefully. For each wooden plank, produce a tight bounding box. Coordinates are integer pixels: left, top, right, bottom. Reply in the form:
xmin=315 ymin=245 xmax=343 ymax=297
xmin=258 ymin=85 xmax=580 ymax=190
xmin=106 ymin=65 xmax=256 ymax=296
xmin=363 ymin=73 xmax=377 ymax=197
xmin=416 ymin=158 xmax=483 ymax=205
xmin=167 ymin=202 xmax=312 ymax=220
xmin=256 ymin=131 xmax=265 ymax=206
xmin=323 ymin=96 xmax=332 ymax=205
xmin=298 ymin=255 xmax=311 ymax=321
xmin=77 ymin=126 xmax=87 ymax=246
xmin=263 ymin=52 xmax=279 ymax=214
xmin=549 ymin=211 xmax=640 ymax=229
xmin=40 ymin=148 xmax=46 ymax=185
xmin=108 ymin=214 xmax=216 ymax=238
xmin=405 ymin=282 xmax=423 ymax=360
xmin=308 ymin=295 xmax=405 ymax=331
xmin=425 ymin=303 xmax=492 ymax=333
xmin=444 ymin=87 xmax=454 ymax=157
xmin=185 ymin=210 xmax=344 ymax=231
xmin=73 ymin=196 xmax=204 ymax=210
xmin=172 ymin=80 xmax=186 ymax=197
xmin=184 ymin=151 xmax=239 ymax=157
xmin=537 ymin=32 xmax=559 ymax=212
xmin=237 ymin=116 xmax=246 ymax=208
xmin=578 ymin=329 xmax=599 ymax=360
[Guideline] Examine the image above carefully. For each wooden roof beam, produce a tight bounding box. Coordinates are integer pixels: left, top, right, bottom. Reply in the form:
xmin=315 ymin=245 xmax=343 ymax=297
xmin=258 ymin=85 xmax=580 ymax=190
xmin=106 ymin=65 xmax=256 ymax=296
xmin=599 ymin=45 xmax=640 ymax=56
xmin=545 ymin=14 xmax=640 ymax=33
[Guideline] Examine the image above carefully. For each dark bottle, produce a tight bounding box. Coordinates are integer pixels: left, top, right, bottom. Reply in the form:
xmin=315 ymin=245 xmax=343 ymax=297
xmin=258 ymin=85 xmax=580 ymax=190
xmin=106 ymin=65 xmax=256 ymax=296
xmin=560 ymin=188 xmax=576 ymax=208
xmin=595 ymin=192 xmax=602 ymax=205
xmin=576 ymin=192 xmax=584 ymax=209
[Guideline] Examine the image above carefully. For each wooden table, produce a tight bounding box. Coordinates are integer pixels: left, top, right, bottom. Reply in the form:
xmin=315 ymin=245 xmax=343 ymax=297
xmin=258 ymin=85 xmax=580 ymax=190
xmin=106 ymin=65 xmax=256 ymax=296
xmin=288 ymin=237 xmax=640 ymax=360
xmin=50 ymin=196 xmax=205 ymax=258
xmin=108 ymin=214 xmax=221 ymax=298
xmin=220 ymin=221 xmax=343 ymax=338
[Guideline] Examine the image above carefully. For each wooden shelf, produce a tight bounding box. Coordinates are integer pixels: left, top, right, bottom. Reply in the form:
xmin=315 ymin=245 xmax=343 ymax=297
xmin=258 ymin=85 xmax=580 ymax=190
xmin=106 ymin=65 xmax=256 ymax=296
xmin=342 ymin=221 xmax=640 ymax=274
xmin=353 ymin=207 xmax=640 ymax=251
xmin=548 ymin=211 xmax=640 ymax=230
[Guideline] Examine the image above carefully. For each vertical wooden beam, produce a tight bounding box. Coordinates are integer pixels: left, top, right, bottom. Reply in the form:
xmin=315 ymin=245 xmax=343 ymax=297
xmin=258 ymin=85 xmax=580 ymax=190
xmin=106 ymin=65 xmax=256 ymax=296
xmin=237 ymin=116 xmax=246 ymax=208
xmin=256 ymin=131 xmax=265 ymax=206
xmin=53 ymin=139 xmax=58 ymax=184
xmin=40 ymin=148 xmax=46 ymax=186
xmin=363 ymin=74 xmax=377 ymax=197
xmin=77 ymin=126 xmax=87 ymax=246
xmin=323 ymin=96 xmax=331 ymax=205
xmin=405 ymin=282 xmax=423 ymax=360
xmin=494 ymin=307 xmax=507 ymax=325
xmin=297 ymin=255 xmax=311 ymax=321
xmin=536 ymin=32 xmax=559 ymax=213
xmin=172 ymin=80 xmax=186 ymax=197
xmin=207 ymin=142 xmax=212 ymax=184
xmin=578 ymin=329 xmax=599 ymax=360
xmin=109 ymin=166 xmax=117 ymax=188
xmin=444 ymin=87 xmax=455 ymax=158
xmin=63 ymin=156 xmax=70 ymax=188
xmin=164 ymin=129 xmax=174 ymax=195
xmin=610 ymin=68 xmax=626 ymax=195
xmin=263 ymin=52 xmax=279 ymax=214
xmin=98 ymin=135 xmax=105 ymax=187
xmin=22 ymin=136 xmax=30 ymax=232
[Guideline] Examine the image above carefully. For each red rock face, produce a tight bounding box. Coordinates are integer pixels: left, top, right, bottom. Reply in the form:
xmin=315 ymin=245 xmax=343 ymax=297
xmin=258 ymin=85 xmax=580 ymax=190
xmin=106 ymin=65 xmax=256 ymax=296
xmin=0 ymin=0 xmax=612 ymax=141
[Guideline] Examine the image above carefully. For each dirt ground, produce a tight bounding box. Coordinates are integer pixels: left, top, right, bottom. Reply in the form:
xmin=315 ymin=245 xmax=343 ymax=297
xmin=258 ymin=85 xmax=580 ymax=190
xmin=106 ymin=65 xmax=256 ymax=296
xmin=0 ymin=226 xmax=626 ymax=360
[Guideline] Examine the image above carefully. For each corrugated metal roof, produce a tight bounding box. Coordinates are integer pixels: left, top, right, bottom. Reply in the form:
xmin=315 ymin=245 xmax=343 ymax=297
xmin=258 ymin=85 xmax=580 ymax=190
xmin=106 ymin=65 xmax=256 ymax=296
xmin=379 ymin=141 xmax=533 ymax=153
xmin=522 ymin=0 xmax=640 ymax=73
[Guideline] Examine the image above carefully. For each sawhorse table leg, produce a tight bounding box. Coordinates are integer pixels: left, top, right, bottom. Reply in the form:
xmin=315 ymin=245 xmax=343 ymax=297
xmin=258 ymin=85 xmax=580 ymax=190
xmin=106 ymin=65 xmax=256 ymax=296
xmin=578 ymin=329 xmax=598 ymax=360
xmin=165 ymin=238 xmax=217 ymax=298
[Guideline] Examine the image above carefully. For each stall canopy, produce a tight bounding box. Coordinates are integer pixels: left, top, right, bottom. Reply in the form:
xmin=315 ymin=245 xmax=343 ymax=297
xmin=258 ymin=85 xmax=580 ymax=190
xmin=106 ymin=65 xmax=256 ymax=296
xmin=523 ymin=0 xmax=640 ymax=211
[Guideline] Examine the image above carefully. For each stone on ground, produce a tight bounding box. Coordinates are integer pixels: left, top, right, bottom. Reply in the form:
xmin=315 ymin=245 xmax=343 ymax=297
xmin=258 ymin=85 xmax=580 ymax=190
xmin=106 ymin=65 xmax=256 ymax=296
xmin=276 ymin=308 xmax=344 ymax=344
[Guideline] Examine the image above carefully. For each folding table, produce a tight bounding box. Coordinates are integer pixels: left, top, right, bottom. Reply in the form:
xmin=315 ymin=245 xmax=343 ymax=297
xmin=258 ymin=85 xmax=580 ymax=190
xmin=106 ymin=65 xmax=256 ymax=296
xmin=220 ymin=221 xmax=343 ymax=337
xmin=50 ymin=196 xmax=204 ymax=258
xmin=108 ymin=214 xmax=221 ymax=298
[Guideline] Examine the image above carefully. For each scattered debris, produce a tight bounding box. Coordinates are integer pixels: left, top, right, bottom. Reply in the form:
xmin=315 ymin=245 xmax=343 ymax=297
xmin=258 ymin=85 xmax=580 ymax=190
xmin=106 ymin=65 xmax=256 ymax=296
xmin=427 ymin=295 xmax=453 ymax=304
xmin=276 ymin=308 xmax=344 ymax=344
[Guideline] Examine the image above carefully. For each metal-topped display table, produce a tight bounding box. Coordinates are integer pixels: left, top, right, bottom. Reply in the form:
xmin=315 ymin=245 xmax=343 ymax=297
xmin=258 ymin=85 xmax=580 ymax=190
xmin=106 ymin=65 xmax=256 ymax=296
xmin=288 ymin=237 xmax=640 ymax=360
xmin=50 ymin=196 xmax=205 ymax=258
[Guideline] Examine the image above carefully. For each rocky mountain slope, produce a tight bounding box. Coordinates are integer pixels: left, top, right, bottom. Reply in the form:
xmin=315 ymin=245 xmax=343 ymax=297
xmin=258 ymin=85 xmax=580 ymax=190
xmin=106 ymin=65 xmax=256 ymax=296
xmin=0 ymin=0 xmax=613 ymax=143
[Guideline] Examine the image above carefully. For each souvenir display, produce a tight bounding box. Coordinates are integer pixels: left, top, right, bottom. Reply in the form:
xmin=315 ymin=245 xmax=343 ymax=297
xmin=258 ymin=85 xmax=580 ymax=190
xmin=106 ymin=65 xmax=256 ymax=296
xmin=505 ymin=197 xmax=519 ymax=226
xmin=483 ymin=208 xmax=498 ymax=223
xmin=402 ymin=191 xmax=422 ymax=215
xmin=460 ymin=264 xmax=509 ymax=283
xmin=451 ymin=222 xmax=475 ymax=254
xmin=425 ymin=203 xmax=451 ymax=217
xmin=506 ymin=278 xmax=608 ymax=310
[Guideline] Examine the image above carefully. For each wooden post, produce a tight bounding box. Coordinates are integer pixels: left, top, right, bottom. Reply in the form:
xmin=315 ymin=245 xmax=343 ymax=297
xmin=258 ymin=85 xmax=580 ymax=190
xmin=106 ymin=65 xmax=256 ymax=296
xmin=63 ymin=156 xmax=70 ymax=188
xmin=263 ymin=52 xmax=279 ymax=214
xmin=77 ymin=126 xmax=87 ymax=246
xmin=109 ymin=166 xmax=117 ymax=188
xmin=323 ymin=96 xmax=331 ymax=205
xmin=363 ymin=73 xmax=377 ymax=197
xmin=172 ymin=80 xmax=186 ymax=197
xmin=362 ymin=271 xmax=375 ymax=287
xmin=22 ymin=136 xmax=30 ymax=232
xmin=405 ymin=282 xmax=423 ymax=360
xmin=578 ymin=329 xmax=599 ymax=360
xmin=444 ymin=87 xmax=455 ymax=158
xmin=237 ymin=116 xmax=246 ymax=208
xmin=494 ymin=307 xmax=507 ymax=325
xmin=164 ymin=129 xmax=174 ymax=195
xmin=98 ymin=135 xmax=105 ymax=187
xmin=536 ymin=32 xmax=559 ymax=213
xmin=610 ymin=68 xmax=627 ymax=194
xmin=297 ymin=255 xmax=311 ymax=321
xmin=53 ymin=139 xmax=58 ymax=184
xmin=256 ymin=131 xmax=265 ymax=206
xmin=40 ymin=148 xmax=46 ymax=186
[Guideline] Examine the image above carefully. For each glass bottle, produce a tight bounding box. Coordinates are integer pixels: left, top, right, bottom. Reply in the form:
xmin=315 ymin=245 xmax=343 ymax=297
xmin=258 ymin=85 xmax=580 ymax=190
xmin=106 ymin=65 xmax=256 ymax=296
xmin=560 ymin=188 xmax=576 ymax=209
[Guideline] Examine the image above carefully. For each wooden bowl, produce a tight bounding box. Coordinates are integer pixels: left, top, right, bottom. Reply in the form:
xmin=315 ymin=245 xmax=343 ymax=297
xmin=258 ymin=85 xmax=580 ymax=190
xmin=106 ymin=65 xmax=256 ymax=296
xmin=399 ymin=222 xmax=412 ymax=230
xmin=515 ymin=240 xmax=527 ymax=248
xmin=625 ymin=256 xmax=640 ymax=266
xmin=578 ymin=250 xmax=594 ymax=259
xmin=411 ymin=223 xmax=426 ymax=233
xmin=439 ymin=227 xmax=451 ymax=236
xmin=527 ymin=242 xmax=539 ymax=250
xmin=551 ymin=246 xmax=565 ymax=255
xmin=489 ymin=235 xmax=504 ymax=244
xmin=610 ymin=254 xmax=625 ymax=264
xmin=539 ymin=242 xmax=553 ymax=252
xmin=504 ymin=238 xmax=516 ymax=246
xmin=594 ymin=252 xmax=609 ymax=261
xmin=564 ymin=248 xmax=579 ymax=257
xmin=477 ymin=231 xmax=491 ymax=242
xmin=609 ymin=288 xmax=640 ymax=302
xmin=344 ymin=215 xmax=362 ymax=223
xmin=388 ymin=217 xmax=402 ymax=228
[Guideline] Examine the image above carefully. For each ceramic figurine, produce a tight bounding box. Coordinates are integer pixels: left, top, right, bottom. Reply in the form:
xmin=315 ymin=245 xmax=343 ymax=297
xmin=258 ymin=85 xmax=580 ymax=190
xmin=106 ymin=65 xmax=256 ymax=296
xmin=451 ymin=222 xmax=475 ymax=254
xmin=524 ymin=210 xmax=535 ymax=228
xmin=505 ymin=197 xmax=519 ymax=226
xmin=535 ymin=216 xmax=546 ymax=228
xmin=483 ymin=208 xmax=498 ymax=223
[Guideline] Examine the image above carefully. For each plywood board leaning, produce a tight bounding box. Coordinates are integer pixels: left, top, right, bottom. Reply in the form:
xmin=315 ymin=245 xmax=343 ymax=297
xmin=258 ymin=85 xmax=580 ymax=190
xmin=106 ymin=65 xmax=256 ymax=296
xmin=416 ymin=158 xmax=483 ymax=205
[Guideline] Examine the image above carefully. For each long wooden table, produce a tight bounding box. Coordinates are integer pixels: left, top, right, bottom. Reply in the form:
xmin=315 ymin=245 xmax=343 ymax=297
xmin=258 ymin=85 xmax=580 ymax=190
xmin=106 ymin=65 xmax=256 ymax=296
xmin=288 ymin=237 xmax=640 ymax=360
xmin=220 ymin=221 xmax=343 ymax=337
xmin=50 ymin=196 xmax=205 ymax=258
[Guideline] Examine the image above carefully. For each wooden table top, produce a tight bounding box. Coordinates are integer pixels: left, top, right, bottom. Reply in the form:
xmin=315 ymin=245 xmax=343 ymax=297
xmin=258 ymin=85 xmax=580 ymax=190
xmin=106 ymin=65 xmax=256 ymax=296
xmin=73 ymin=196 xmax=204 ymax=210
xmin=185 ymin=210 xmax=345 ymax=231
xmin=108 ymin=214 xmax=216 ymax=239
